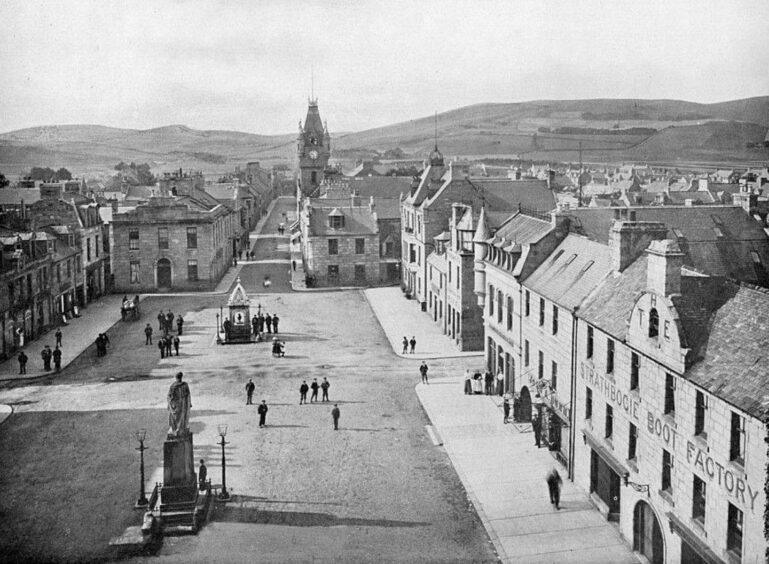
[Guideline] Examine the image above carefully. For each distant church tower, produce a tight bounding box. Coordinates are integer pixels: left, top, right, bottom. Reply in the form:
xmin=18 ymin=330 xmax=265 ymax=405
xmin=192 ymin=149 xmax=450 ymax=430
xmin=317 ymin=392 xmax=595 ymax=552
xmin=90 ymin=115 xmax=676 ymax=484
xmin=297 ymin=98 xmax=330 ymax=196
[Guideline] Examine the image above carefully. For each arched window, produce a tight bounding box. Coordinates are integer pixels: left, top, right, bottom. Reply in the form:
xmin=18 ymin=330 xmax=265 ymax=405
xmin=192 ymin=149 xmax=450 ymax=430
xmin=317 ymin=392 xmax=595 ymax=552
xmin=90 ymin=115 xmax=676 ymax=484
xmin=649 ymin=308 xmax=659 ymax=338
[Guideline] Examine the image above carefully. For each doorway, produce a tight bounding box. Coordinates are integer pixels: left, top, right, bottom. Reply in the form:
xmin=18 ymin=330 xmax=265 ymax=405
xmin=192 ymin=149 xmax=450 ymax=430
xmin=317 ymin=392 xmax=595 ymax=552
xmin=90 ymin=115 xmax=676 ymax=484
xmin=633 ymin=501 xmax=664 ymax=564
xmin=519 ymin=386 xmax=532 ymax=421
xmin=157 ymin=258 xmax=172 ymax=289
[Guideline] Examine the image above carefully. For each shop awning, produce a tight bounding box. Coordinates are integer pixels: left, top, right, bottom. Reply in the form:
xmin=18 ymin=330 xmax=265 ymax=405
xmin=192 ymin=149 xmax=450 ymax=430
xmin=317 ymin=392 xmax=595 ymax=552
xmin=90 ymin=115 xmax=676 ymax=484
xmin=290 ymin=230 xmax=302 ymax=241
xmin=667 ymin=512 xmax=725 ymax=564
xmin=582 ymin=429 xmax=629 ymax=478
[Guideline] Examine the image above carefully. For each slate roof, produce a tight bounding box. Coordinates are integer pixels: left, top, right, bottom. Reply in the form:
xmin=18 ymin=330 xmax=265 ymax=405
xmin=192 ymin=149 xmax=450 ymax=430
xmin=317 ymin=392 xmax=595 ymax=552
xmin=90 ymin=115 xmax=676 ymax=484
xmin=308 ymin=206 xmax=378 ymax=236
xmin=311 ymin=197 xmax=401 ymax=219
xmin=524 ymin=235 xmax=612 ymax=310
xmin=563 ymin=206 xmax=769 ymax=285
xmin=491 ymin=212 xmax=552 ymax=248
xmin=347 ymin=176 xmax=412 ymax=198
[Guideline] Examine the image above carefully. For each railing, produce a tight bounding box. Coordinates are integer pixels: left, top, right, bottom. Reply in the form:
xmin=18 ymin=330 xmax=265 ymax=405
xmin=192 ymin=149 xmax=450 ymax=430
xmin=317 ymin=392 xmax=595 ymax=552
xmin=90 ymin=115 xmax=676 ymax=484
xmin=149 ymin=482 xmax=161 ymax=510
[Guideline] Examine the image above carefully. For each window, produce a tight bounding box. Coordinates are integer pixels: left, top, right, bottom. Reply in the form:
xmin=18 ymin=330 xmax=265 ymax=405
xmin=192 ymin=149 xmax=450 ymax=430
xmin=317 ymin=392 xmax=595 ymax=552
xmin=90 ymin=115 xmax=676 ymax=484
xmin=606 ymin=339 xmax=615 ymax=374
xmin=662 ymin=450 xmax=673 ymax=493
xmin=355 ymin=238 xmax=365 ymax=254
xmin=129 ymin=261 xmax=140 ymax=284
xmin=628 ymin=423 xmax=638 ymax=461
xmin=448 ymin=263 xmax=452 ymax=283
xmin=327 ymin=264 xmax=339 ymax=281
xmin=630 ymin=353 xmax=640 ymax=391
xmin=354 ymin=264 xmax=366 ymax=282
xmin=329 ymin=215 xmax=344 ymax=229
xmin=649 ymin=308 xmax=659 ymax=337
xmin=692 ymin=476 xmax=706 ymax=524
xmin=489 ymin=284 xmax=494 ymax=316
xmin=496 ymin=291 xmax=503 ymax=323
xmin=538 ymin=351 xmax=544 ymax=379
xmin=587 ymin=326 xmax=594 ymax=358
xmin=506 ymin=296 xmax=513 ymax=330
xmin=663 ymin=320 xmax=670 ymax=339
xmin=551 ymin=361 xmax=558 ymax=390
xmin=456 ymin=266 xmax=459 ymax=289
xmin=585 ymin=387 xmax=593 ymax=420
xmin=76 ymin=255 xmax=82 ymax=273
xmin=95 ymin=235 xmax=99 ymax=257
xmin=56 ymin=264 xmax=61 ymax=283
xmin=187 ymin=260 xmax=198 ymax=281
xmin=524 ymin=340 xmax=530 ymax=366
xmin=664 ymin=373 xmax=675 ymax=416
xmin=605 ymin=404 xmax=613 ymax=439
xmin=129 ymin=229 xmax=140 ymax=249
xmin=86 ymin=238 xmax=92 ymax=261
xmin=730 ymin=412 xmax=745 ymax=464
xmin=525 ymin=290 xmax=530 ymax=316
xmin=695 ymin=391 xmax=707 ymax=437
xmin=158 ymin=227 xmax=169 ymax=250
xmin=187 ymin=227 xmax=197 ymax=249
xmin=727 ymin=503 xmax=743 ymax=558
xmin=552 ymin=305 xmax=558 ymax=334
xmin=328 ymin=239 xmax=338 ymax=255
xmin=539 ymin=298 xmax=545 ymax=326
xmin=385 ymin=241 xmax=394 ymax=257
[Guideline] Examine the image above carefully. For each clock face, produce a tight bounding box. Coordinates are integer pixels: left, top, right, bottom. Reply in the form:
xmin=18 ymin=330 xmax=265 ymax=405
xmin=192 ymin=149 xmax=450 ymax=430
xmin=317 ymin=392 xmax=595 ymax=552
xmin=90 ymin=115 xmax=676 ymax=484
xmin=309 ymin=150 xmax=318 ymax=160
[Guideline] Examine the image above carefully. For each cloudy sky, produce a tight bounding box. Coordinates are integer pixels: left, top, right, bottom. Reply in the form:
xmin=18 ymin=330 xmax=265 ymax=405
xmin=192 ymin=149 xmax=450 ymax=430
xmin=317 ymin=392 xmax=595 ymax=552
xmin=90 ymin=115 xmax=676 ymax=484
xmin=1 ymin=0 xmax=767 ymax=135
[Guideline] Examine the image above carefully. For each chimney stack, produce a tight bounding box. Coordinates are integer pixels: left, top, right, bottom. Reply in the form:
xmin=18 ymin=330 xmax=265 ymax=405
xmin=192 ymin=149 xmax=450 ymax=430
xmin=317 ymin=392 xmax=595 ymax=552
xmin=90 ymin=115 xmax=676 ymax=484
xmin=646 ymin=239 xmax=685 ymax=296
xmin=609 ymin=220 xmax=668 ymax=272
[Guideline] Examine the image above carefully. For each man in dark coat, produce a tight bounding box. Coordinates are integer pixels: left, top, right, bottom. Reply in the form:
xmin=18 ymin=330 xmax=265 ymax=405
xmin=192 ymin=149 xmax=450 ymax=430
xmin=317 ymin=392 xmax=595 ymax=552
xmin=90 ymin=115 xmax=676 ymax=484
xmin=144 ymin=323 xmax=153 ymax=345
xmin=532 ymin=411 xmax=542 ymax=447
xmin=402 ymin=336 xmax=408 ymax=354
xmin=158 ymin=336 xmax=166 ymax=358
xmin=503 ymin=396 xmax=511 ymax=424
xmin=252 ymin=315 xmax=259 ymax=336
xmin=245 ymin=379 xmax=255 ymax=405
xmin=176 ymin=315 xmax=184 ymax=336
xmin=42 ymin=345 xmax=52 ymax=370
xmin=198 ymin=459 xmax=208 ymax=491
xmin=409 ymin=336 xmax=416 ymax=354
xmin=173 ymin=336 xmax=180 ymax=356
xmin=331 ymin=404 xmax=340 ymax=430
xmin=419 ymin=362 xmax=429 ymax=384
xmin=320 ymin=377 xmax=330 ymax=401
xmin=257 ymin=400 xmax=268 ymax=427
xmin=53 ymin=346 xmax=62 ymax=372
xmin=265 ymin=313 xmax=273 ymax=334
xmin=299 ymin=380 xmax=309 ymax=404
xmin=546 ymin=468 xmax=563 ymax=510
xmin=165 ymin=335 xmax=173 ymax=357
xmin=485 ymin=371 xmax=494 ymax=395
xmin=272 ymin=314 xmax=279 ymax=333
xmin=55 ymin=328 xmax=62 ymax=347
xmin=157 ymin=311 xmax=164 ymax=332
xmin=17 ymin=351 xmax=28 ymax=374
xmin=310 ymin=378 xmax=319 ymax=403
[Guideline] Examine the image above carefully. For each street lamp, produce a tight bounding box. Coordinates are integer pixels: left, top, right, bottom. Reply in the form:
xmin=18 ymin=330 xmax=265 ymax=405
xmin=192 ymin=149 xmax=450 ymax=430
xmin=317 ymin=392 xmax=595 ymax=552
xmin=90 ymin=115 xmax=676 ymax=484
xmin=134 ymin=429 xmax=149 ymax=508
xmin=215 ymin=313 xmax=222 ymax=344
xmin=217 ymin=424 xmax=231 ymax=501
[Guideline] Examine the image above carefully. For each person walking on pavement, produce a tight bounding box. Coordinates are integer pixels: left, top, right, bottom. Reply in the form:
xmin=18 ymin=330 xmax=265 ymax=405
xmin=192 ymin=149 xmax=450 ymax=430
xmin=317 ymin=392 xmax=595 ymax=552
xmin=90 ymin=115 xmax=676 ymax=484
xmin=320 ymin=377 xmax=330 ymax=401
xmin=41 ymin=345 xmax=52 ymax=371
xmin=245 ymin=379 xmax=255 ymax=405
xmin=173 ymin=335 xmax=180 ymax=356
xmin=165 ymin=335 xmax=172 ymax=357
xmin=55 ymin=328 xmax=62 ymax=348
xmin=53 ymin=346 xmax=62 ymax=372
xmin=158 ymin=336 xmax=166 ymax=359
xmin=257 ymin=400 xmax=268 ymax=427
xmin=252 ymin=315 xmax=259 ymax=337
xmin=265 ymin=313 xmax=273 ymax=334
xmin=157 ymin=311 xmax=164 ymax=332
xmin=546 ymin=468 xmax=563 ymax=510
xmin=272 ymin=314 xmax=279 ymax=334
xmin=532 ymin=411 xmax=542 ymax=447
xmin=409 ymin=336 xmax=416 ymax=354
xmin=299 ymin=380 xmax=309 ymax=404
xmin=144 ymin=323 xmax=153 ymax=345
xmin=17 ymin=351 xmax=28 ymax=374
xmin=331 ymin=404 xmax=340 ymax=430
xmin=503 ymin=396 xmax=511 ymax=423
xmin=402 ymin=336 xmax=408 ymax=354
xmin=419 ymin=361 xmax=429 ymax=384
xmin=198 ymin=459 xmax=207 ymax=491
xmin=176 ymin=315 xmax=184 ymax=336
xmin=310 ymin=378 xmax=319 ymax=403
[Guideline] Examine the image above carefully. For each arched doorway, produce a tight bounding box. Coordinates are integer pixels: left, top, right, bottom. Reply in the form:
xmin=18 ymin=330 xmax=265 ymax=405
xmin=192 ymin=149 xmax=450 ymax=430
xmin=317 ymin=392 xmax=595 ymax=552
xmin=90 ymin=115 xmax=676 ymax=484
xmin=633 ymin=501 xmax=664 ymax=564
xmin=518 ymin=386 xmax=532 ymax=422
xmin=157 ymin=259 xmax=172 ymax=289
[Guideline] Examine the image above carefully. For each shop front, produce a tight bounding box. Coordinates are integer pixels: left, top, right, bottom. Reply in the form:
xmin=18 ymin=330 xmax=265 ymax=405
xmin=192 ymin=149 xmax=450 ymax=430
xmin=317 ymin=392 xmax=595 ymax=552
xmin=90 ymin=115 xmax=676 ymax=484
xmin=584 ymin=430 xmax=625 ymax=522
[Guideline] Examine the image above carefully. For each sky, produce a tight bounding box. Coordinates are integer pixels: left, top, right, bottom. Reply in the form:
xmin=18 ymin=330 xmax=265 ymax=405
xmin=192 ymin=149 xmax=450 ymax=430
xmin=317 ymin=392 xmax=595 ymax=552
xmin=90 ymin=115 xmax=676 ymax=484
xmin=1 ymin=0 xmax=768 ymax=136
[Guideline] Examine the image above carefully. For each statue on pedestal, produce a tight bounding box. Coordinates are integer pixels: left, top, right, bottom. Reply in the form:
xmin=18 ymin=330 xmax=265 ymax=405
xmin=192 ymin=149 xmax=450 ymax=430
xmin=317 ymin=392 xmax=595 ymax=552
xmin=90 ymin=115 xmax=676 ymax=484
xmin=167 ymin=372 xmax=191 ymax=438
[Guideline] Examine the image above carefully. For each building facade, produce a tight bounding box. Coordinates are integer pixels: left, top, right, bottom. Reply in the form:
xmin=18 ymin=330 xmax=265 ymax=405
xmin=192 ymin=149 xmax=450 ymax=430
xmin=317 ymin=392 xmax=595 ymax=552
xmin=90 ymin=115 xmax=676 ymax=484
xmin=297 ymin=99 xmax=331 ymax=197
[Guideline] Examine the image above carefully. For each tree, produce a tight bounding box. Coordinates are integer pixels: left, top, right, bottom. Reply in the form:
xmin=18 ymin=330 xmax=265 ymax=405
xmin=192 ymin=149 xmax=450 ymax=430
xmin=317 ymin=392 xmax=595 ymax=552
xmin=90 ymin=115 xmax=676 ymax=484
xmin=0 ymin=173 xmax=9 ymax=188
xmin=29 ymin=167 xmax=57 ymax=181
xmin=56 ymin=167 xmax=72 ymax=181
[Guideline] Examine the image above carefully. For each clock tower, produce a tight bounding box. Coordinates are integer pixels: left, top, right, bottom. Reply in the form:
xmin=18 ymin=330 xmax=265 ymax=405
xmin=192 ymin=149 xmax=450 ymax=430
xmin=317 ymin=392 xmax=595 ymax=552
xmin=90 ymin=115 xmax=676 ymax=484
xmin=297 ymin=98 xmax=331 ymax=196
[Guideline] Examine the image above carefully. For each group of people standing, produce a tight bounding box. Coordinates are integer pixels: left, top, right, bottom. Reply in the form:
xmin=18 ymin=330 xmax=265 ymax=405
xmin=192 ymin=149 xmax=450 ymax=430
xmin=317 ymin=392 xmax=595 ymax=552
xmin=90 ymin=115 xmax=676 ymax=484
xmin=252 ymin=312 xmax=279 ymax=336
xmin=158 ymin=310 xmax=183 ymax=336
xmin=401 ymin=336 xmax=417 ymax=354
xmin=299 ymin=378 xmax=330 ymax=404
xmin=40 ymin=344 xmax=63 ymax=371
xmin=244 ymin=377 xmax=339 ymax=429
xmin=94 ymin=333 xmax=110 ymax=357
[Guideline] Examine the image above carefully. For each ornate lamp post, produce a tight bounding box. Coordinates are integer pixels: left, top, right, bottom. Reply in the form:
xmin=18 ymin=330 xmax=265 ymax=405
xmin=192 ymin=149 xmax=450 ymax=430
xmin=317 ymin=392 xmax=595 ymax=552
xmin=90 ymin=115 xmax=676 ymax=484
xmin=217 ymin=424 xmax=231 ymax=501
xmin=134 ymin=429 xmax=149 ymax=508
xmin=215 ymin=313 xmax=222 ymax=344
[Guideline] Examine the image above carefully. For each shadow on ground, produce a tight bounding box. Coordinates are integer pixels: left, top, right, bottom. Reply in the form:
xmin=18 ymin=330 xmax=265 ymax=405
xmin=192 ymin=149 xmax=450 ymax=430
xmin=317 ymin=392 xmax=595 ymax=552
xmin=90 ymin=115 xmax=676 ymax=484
xmin=216 ymin=506 xmax=429 ymax=528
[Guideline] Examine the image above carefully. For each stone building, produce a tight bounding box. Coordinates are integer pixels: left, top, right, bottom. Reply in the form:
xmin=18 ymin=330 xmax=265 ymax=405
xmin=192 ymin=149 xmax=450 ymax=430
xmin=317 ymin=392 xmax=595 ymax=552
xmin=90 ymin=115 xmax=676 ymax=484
xmin=110 ymin=194 xmax=233 ymax=292
xmin=296 ymin=98 xmax=331 ymax=197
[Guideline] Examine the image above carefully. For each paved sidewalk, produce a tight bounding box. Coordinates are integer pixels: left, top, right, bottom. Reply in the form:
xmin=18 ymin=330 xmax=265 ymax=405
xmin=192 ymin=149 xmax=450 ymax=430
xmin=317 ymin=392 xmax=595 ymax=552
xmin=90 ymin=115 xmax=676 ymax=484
xmin=416 ymin=377 xmax=637 ymax=564
xmin=364 ymin=287 xmax=483 ymax=359
xmin=0 ymin=294 xmax=125 ymax=382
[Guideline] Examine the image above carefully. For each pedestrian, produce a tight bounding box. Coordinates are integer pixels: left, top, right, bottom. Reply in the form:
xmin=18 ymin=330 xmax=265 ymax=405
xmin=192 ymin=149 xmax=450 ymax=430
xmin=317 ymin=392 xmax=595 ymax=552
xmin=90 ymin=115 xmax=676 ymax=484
xmin=299 ymin=380 xmax=309 ymax=404
xmin=546 ymin=468 xmax=563 ymax=510
xmin=55 ymin=328 xmax=62 ymax=348
xmin=173 ymin=335 xmax=180 ymax=356
xmin=165 ymin=335 xmax=173 ymax=357
xmin=144 ymin=323 xmax=153 ymax=345
xmin=41 ymin=345 xmax=52 ymax=370
xmin=310 ymin=378 xmax=319 ymax=403
xmin=257 ymin=400 xmax=268 ymax=427
xmin=198 ymin=459 xmax=208 ymax=491
xmin=101 ymin=333 xmax=110 ymax=353
xmin=409 ymin=336 xmax=416 ymax=354
xmin=265 ymin=313 xmax=273 ymax=334
xmin=166 ymin=311 xmax=174 ymax=335
xmin=158 ymin=336 xmax=166 ymax=359
xmin=17 ymin=351 xmax=28 ymax=375
xmin=419 ymin=361 xmax=429 ymax=384
xmin=53 ymin=346 xmax=62 ymax=372
xmin=320 ymin=377 xmax=330 ymax=401
xmin=532 ymin=411 xmax=542 ymax=448
xmin=503 ymin=396 xmax=510 ymax=424
xmin=95 ymin=335 xmax=103 ymax=357
xmin=245 ymin=378 xmax=255 ymax=405
xmin=485 ymin=371 xmax=494 ymax=395
xmin=272 ymin=314 xmax=279 ymax=334
xmin=251 ymin=315 xmax=258 ymax=336
xmin=157 ymin=311 xmax=164 ymax=332
xmin=496 ymin=370 xmax=505 ymax=395
xmin=402 ymin=336 xmax=408 ymax=354
xmin=331 ymin=404 xmax=340 ymax=430
xmin=176 ymin=315 xmax=184 ymax=336
xmin=257 ymin=313 xmax=265 ymax=333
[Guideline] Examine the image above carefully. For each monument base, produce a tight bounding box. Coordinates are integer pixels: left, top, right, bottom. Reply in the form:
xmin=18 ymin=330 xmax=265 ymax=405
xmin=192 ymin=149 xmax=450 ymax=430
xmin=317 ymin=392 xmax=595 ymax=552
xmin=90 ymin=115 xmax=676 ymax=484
xmin=163 ymin=432 xmax=195 ymax=486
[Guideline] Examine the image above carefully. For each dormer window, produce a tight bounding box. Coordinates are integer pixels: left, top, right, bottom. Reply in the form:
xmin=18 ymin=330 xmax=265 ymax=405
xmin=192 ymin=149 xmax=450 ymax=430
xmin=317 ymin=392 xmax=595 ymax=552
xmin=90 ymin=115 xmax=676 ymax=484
xmin=649 ymin=308 xmax=659 ymax=338
xmin=328 ymin=211 xmax=345 ymax=229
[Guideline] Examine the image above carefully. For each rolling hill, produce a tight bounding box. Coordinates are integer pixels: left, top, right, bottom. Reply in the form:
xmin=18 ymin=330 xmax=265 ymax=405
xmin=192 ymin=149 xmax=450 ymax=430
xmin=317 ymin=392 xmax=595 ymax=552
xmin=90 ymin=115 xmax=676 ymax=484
xmin=1 ymin=97 xmax=767 ymax=176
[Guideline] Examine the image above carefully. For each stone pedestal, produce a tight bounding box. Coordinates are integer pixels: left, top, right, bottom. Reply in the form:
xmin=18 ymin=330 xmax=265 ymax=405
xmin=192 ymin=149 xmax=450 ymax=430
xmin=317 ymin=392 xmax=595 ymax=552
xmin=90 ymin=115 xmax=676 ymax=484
xmin=161 ymin=432 xmax=197 ymax=506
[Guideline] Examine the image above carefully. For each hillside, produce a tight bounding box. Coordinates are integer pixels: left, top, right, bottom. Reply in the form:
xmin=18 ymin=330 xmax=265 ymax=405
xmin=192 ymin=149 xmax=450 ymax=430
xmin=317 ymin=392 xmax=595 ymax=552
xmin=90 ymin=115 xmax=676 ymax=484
xmin=1 ymin=97 xmax=767 ymax=175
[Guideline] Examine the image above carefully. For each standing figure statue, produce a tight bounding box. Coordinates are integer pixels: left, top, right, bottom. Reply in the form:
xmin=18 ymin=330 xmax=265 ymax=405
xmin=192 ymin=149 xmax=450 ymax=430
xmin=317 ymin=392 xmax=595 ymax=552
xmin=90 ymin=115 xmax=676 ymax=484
xmin=167 ymin=372 xmax=192 ymax=437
